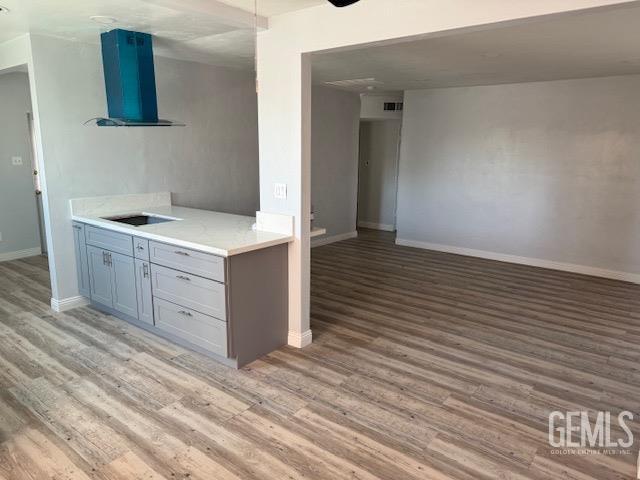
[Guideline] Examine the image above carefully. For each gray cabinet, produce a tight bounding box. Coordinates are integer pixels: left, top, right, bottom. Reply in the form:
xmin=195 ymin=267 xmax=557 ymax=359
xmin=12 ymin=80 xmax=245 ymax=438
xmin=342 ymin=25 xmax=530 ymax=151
xmin=87 ymin=245 xmax=114 ymax=308
xmin=111 ymin=252 xmax=138 ymax=318
xmin=85 ymin=225 xmax=134 ymax=256
xmin=149 ymin=241 xmax=225 ymax=282
xmin=135 ymin=259 xmax=154 ymax=325
xmin=134 ymin=237 xmax=150 ymax=261
xmin=86 ymin=244 xmax=138 ymax=320
xmin=151 ymin=263 xmax=226 ymax=320
xmin=154 ymin=297 xmax=228 ymax=357
xmin=72 ymin=222 xmax=90 ymax=297
xmin=73 ymin=220 xmax=288 ymax=369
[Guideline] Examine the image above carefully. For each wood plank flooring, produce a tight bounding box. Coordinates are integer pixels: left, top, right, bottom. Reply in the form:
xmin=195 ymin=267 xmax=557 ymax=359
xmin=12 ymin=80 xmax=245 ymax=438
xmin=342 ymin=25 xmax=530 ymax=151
xmin=1 ymin=230 xmax=640 ymax=479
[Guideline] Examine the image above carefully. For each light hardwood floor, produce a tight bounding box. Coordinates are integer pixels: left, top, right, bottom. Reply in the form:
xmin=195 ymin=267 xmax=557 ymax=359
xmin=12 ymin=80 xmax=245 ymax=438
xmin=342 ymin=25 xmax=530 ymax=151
xmin=1 ymin=230 xmax=639 ymax=479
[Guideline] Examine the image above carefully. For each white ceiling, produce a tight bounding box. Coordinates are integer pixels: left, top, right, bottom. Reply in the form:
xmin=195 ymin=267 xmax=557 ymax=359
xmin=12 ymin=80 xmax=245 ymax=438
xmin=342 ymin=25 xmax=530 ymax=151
xmin=0 ymin=64 xmax=27 ymax=76
xmin=0 ymin=0 xmax=324 ymax=68
xmin=312 ymin=3 xmax=640 ymax=92
xmin=218 ymin=0 xmax=324 ymax=17
xmin=5 ymin=1 xmax=640 ymax=85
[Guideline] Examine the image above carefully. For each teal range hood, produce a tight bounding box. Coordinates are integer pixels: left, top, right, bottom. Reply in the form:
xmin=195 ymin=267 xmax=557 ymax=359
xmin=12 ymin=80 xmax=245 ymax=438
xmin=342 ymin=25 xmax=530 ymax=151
xmin=86 ymin=29 xmax=184 ymax=127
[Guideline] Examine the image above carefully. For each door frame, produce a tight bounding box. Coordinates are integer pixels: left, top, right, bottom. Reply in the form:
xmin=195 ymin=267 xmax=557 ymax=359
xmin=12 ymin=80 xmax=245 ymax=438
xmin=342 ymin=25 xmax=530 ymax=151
xmin=26 ymin=112 xmax=48 ymax=255
xmin=356 ymin=118 xmax=403 ymax=232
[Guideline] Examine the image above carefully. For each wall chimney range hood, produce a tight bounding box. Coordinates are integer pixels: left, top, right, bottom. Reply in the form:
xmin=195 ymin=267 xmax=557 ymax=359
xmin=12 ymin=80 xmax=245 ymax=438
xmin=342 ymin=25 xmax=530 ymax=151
xmin=86 ymin=29 xmax=185 ymax=127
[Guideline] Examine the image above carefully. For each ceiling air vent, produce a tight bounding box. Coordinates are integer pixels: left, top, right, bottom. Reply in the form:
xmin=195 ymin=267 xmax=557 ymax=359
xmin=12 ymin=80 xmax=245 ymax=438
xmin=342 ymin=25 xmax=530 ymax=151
xmin=384 ymin=102 xmax=404 ymax=112
xmin=324 ymin=77 xmax=384 ymax=88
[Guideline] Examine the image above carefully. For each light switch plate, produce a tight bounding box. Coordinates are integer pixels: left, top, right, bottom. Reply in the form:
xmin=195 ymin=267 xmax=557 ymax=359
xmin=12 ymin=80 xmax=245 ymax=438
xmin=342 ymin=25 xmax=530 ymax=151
xmin=11 ymin=156 xmax=23 ymax=166
xmin=273 ymin=183 xmax=287 ymax=200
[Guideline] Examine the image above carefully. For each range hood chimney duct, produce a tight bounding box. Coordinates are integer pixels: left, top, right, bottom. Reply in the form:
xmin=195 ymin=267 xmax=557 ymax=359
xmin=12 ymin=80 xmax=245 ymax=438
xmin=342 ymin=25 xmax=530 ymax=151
xmin=86 ymin=29 xmax=185 ymax=127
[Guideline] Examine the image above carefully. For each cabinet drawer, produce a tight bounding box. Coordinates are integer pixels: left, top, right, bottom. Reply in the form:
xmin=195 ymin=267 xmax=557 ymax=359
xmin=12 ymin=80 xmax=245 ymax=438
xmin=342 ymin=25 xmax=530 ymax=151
xmin=134 ymin=237 xmax=150 ymax=261
xmin=153 ymin=297 xmax=228 ymax=357
xmin=85 ymin=226 xmax=133 ymax=257
xmin=151 ymin=263 xmax=226 ymax=320
xmin=149 ymin=241 xmax=224 ymax=282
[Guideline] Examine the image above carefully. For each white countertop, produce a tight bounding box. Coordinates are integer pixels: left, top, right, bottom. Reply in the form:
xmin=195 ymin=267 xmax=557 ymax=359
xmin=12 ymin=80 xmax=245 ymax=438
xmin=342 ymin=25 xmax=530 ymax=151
xmin=72 ymin=205 xmax=294 ymax=257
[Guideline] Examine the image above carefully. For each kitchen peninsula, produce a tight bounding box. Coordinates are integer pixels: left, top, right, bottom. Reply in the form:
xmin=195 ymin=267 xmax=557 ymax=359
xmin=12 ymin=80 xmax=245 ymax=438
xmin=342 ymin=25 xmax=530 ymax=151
xmin=70 ymin=192 xmax=293 ymax=368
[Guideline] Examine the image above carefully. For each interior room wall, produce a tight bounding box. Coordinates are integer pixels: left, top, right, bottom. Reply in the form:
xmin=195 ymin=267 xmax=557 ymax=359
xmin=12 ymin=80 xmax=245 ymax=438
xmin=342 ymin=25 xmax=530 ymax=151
xmin=397 ymin=74 xmax=640 ymax=279
xmin=28 ymin=34 xmax=260 ymax=302
xmin=360 ymin=93 xmax=404 ymax=120
xmin=311 ymin=85 xmax=361 ymax=245
xmin=357 ymin=120 xmax=401 ymax=231
xmin=259 ymin=1 xmax=626 ymax=346
xmin=0 ymin=71 xmax=41 ymax=259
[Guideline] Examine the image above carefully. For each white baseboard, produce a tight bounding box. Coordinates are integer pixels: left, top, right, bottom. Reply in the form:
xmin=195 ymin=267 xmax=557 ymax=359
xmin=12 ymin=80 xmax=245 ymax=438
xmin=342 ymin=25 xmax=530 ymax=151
xmin=395 ymin=238 xmax=640 ymax=284
xmin=312 ymin=231 xmax=358 ymax=248
xmin=0 ymin=247 xmax=42 ymax=262
xmin=357 ymin=221 xmax=395 ymax=232
xmin=288 ymin=329 xmax=313 ymax=348
xmin=51 ymin=296 xmax=90 ymax=313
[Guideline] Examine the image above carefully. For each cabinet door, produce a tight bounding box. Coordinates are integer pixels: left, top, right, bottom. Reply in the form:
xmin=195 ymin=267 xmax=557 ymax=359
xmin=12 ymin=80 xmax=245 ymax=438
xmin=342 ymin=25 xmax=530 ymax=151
xmin=72 ymin=223 xmax=90 ymax=297
xmin=87 ymin=245 xmax=113 ymax=308
xmin=135 ymin=259 xmax=154 ymax=325
xmin=110 ymin=251 xmax=139 ymax=319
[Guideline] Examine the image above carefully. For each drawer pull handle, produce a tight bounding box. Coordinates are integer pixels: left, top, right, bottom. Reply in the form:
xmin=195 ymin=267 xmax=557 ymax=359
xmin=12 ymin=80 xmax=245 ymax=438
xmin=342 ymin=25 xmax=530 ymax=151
xmin=136 ymin=245 xmax=145 ymax=251
xmin=143 ymin=263 xmax=149 ymax=278
xmin=175 ymin=251 xmax=190 ymax=256
xmin=178 ymin=310 xmax=193 ymax=317
xmin=176 ymin=275 xmax=191 ymax=281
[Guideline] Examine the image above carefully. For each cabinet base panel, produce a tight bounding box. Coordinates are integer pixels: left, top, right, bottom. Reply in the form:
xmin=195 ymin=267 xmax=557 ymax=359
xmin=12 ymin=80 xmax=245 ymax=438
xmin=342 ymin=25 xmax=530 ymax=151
xmin=227 ymin=244 xmax=289 ymax=367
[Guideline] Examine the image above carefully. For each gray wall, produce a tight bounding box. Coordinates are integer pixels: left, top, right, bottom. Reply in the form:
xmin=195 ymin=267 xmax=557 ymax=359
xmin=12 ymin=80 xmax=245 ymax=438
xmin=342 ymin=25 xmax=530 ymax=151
xmin=358 ymin=120 xmax=401 ymax=229
xmin=397 ymin=74 xmax=640 ymax=274
xmin=29 ymin=35 xmax=259 ymax=300
xmin=0 ymin=72 xmax=40 ymax=256
xmin=360 ymin=93 xmax=404 ymax=120
xmin=311 ymin=85 xmax=361 ymax=238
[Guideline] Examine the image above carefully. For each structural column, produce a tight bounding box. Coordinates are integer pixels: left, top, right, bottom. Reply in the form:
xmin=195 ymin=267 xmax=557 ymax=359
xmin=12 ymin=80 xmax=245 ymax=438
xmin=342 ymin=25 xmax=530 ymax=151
xmin=256 ymin=37 xmax=312 ymax=348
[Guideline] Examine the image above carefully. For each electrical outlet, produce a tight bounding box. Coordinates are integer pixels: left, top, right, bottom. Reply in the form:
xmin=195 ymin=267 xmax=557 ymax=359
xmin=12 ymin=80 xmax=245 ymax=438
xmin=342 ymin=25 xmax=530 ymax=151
xmin=273 ymin=183 xmax=287 ymax=200
xmin=11 ymin=156 xmax=23 ymax=166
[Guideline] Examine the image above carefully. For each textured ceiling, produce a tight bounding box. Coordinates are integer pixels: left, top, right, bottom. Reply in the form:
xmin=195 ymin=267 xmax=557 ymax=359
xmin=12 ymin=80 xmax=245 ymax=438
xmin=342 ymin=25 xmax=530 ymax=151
xmin=4 ymin=0 xmax=639 ymax=85
xmin=217 ymin=0 xmax=325 ymax=17
xmin=0 ymin=0 xmax=325 ymax=68
xmin=312 ymin=3 xmax=640 ymax=92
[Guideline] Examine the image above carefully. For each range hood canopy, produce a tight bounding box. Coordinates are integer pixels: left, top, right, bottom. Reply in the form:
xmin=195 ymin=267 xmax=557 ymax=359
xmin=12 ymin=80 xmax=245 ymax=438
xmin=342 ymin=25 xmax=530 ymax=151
xmin=87 ymin=29 xmax=185 ymax=127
